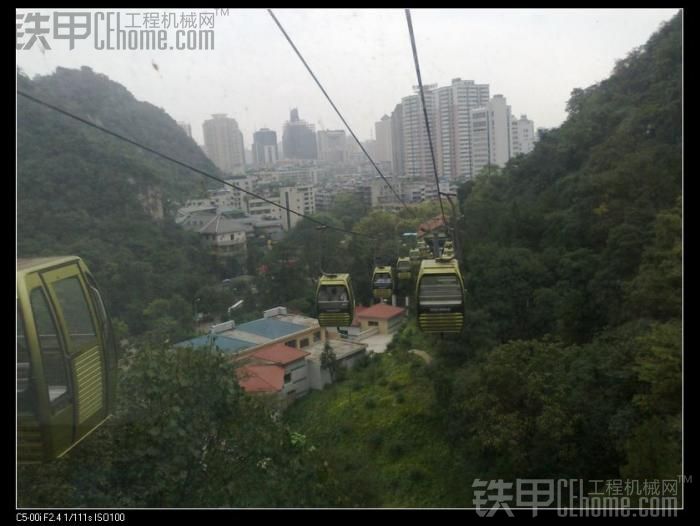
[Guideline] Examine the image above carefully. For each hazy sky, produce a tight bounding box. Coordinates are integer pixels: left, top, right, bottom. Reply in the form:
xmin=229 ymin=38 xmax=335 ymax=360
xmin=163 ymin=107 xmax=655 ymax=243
xmin=17 ymin=8 xmax=680 ymax=147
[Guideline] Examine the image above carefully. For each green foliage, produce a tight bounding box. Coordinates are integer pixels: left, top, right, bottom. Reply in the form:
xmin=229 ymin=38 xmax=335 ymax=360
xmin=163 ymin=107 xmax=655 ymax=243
xmin=18 ymin=345 xmax=350 ymax=508
xmin=284 ymin=352 xmax=476 ymax=507
xmin=17 ymin=67 xmax=226 ymax=339
xmin=430 ymin=12 xmax=682 ymax=488
xmin=321 ymin=342 xmax=339 ymax=382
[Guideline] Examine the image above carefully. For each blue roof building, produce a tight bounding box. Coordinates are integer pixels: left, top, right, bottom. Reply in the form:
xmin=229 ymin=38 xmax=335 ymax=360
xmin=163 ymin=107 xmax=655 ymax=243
xmin=174 ymin=307 xmax=323 ymax=357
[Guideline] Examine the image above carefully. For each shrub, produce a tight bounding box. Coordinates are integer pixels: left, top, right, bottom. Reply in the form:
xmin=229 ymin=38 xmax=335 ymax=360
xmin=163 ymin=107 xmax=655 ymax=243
xmin=388 ymin=442 xmax=406 ymax=459
xmin=388 ymin=381 xmax=402 ymax=392
xmin=408 ymin=467 xmax=427 ymax=482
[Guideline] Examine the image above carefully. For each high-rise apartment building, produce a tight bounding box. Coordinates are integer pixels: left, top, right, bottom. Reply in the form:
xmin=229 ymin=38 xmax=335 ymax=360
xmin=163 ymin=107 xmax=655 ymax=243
xmin=253 ymin=128 xmax=279 ymax=166
xmin=470 ymin=95 xmax=512 ymax=176
xmin=511 ymin=114 xmax=536 ymax=156
xmin=202 ymin=114 xmax=246 ymax=175
xmin=400 ymin=79 xmax=489 ymax=182
xmin=317 ymin=130 xmax=347 ymax=163
xmin=390 ymin=103 xmax=405 ymax=178
xmin=282 ymin=109 xmax=317 ymax=160
xmin=374 ymin=115 xmax=393 ymax=164
xmin=402 ymin=87 xmax=436 ymax=180
xmin=450 ymin=78 xmax=490 ymax=180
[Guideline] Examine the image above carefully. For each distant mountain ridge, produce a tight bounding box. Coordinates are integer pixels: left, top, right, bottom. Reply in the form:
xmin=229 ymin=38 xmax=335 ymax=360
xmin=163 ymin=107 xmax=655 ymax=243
xmin=17 ymin=66 xmax=221 ymax=334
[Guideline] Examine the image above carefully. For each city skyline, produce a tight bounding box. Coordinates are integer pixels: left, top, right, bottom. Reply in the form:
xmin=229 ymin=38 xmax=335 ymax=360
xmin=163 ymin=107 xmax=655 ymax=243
xmin=16 ymin=8 xmax=679 ymax=147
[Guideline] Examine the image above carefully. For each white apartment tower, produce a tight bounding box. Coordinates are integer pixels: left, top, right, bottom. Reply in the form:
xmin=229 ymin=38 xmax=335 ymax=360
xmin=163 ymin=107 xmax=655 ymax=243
xmin=511 ymin=114 xmax=536 ymax=156
xmin=470 ymin=95 xmax=512 ymax=177
xmin=374 ymin=115 xmax=393 ymax=164
xmin=402 ymin=86 xmax=436 ymax=180
xmin=202 ymin=114 xmax=246 ymax=175
xmin=401 ymin=80 xmax=489 ymax=182
xmin=450 ymin=78 xmax=490 ymax=180
xmin=317 ymin=130 xmax=347 ymax=163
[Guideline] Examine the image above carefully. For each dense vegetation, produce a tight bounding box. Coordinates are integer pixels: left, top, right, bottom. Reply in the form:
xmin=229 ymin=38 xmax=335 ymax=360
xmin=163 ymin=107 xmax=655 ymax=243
xmin=17 ymin=66 xmax=232 ymax=341
xmin=284 ymin=12 xmax=682 ymax=507
xmin=285 ymin=348 xmax=482 ymax=506
xmin=18 ymin=346 xmax=350 ymax=507
xmin=396 ymin=11 xmax=682 ymax=492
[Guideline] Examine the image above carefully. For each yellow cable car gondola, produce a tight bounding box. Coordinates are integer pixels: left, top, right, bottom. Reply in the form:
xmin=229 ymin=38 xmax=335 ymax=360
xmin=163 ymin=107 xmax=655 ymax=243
xmin=316 ymin=273 xmax=355 ymax=327
xmin=372 ymin=266 xmax=394 ymax=300
xmin=17 ymin=257 xmax=118 ymax=463
xmin=415 ymin=255 xmax=465 ymax=333
xmin=417 ymin=240 xmax=432 ymax=260
xmin=396 ymin=257 xmax=412 ymax=281
xmin=441 ymin=240 xmax=455 ymax=259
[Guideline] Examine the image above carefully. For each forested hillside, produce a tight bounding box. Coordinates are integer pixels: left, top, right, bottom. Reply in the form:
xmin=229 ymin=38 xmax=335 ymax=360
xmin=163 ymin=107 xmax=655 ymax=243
xmin=280 ymin=14 xmax=682 ymax=507
xmin=17 ymin=66 xmax=223 ymax=337
xmin=402 ymin=11 xmax=682 ymax=488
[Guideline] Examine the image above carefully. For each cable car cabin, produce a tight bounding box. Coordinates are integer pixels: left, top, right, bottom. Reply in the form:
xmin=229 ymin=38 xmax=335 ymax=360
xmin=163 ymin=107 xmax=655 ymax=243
xmin=396 ymin=257 xmax=412 ymax=281
xmin=316 ymin=274 xmax=355 ymax=327
xmin=17 ymin=257 xmax=117 ymax=463
xmin=415 ymin=256 xmax=465 ymax=333
xmin=372 ymin=266 xmax=394 ymax=300
xmin=441 ymin=240 xmax=455 ymax=259
xmin=417 ymin=241 xmax=432 ymax=260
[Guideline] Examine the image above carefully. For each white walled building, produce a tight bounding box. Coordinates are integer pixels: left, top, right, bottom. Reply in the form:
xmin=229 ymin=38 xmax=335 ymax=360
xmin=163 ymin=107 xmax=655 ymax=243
xmin=400 ymin=79 xmax=490 ymax=182
xmin=511 ymin=114 xmax=537 ymax=156
xmin=245 ymin=185 xmax=315 ymax=231
xmin=470 ymin=94 xmax=512 ymax=176
xmin=402 ymin=88 xmax=435 ymax=180
xmin=450 ymin=78 xmax=490 ymax=180
xmin=374 ymin=115 xmax=393 ymax=164
xmin=317 ymin=130 xmax=347 ymax=163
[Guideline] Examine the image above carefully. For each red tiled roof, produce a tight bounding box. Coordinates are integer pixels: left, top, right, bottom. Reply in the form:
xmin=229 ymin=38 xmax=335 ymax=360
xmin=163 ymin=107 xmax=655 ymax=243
xmin=357 ymin=303 xmax=406 ymax=320
xmin=237 ymin=364 xmax=284 ymax=393
xmin=251 ymin=342 xmax=310 ymax=365
xmin=351 ymin=305 xmax=368 ymax=326
xmin=418 ymin=216 xmax=446 ymax=237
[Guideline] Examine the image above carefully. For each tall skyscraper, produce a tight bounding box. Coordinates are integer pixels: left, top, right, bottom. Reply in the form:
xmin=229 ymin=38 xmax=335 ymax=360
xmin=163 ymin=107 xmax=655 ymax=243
xmin=391 ymin=103 xmax=405 ymax=178
xmin=374 ymin=115 xmax=393 ymax=164
xmin=470 ymin=95 xmax=513 ymax=176
xmin=402 ymin=86 xmax=436 ymax=180
xmin=317 ymin=130 xmax=347 ymax=163
xmin=511 ymin=114 xmax=536 ymax=156
xmin=400 ymin=79 xmax=489 ymax=182
xmin=202 ymin=114 xmax=246 ymax=175
xmin=450 ymin=78 xmax=490 ymax=180
xmin=282 ymin=109 xmax=317 ymax=160
xmin=252 ymin=128 xmax=279 ymax=166
xmin=434 ymin=85 xmax=455 ymax=180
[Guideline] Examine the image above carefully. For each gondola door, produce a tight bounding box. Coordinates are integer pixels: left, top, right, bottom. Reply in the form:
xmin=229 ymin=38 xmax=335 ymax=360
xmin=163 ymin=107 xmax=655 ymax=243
xmin=41 ymin=263 xmax=108 ymax=449
xmin=21 ymin=272 xmax=75 ymax=461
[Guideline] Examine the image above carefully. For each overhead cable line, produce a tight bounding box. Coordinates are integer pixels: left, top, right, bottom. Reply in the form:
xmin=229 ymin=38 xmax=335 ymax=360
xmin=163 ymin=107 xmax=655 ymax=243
xmin=267 ymin=9 xmax=411 ymax=213
xmin=405 ymin=9 xmax=448 ymax=229
xmin=17 ymin=90 xmax=378 ymax=241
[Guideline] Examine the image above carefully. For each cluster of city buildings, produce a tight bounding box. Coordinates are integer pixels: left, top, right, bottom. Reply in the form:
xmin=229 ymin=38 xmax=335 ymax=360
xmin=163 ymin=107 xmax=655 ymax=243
xmin=179 ymin=77 xmax=538 ymax=183
xmin=174 ymin=79 xmax=540 ymax=265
